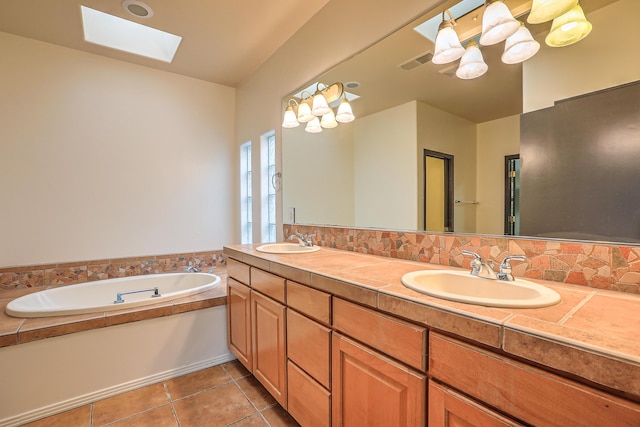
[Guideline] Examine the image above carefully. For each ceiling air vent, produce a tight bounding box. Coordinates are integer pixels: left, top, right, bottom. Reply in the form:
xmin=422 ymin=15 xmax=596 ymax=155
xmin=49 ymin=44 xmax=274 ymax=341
xmin=398 ymin=51 xmax=433 ymax=71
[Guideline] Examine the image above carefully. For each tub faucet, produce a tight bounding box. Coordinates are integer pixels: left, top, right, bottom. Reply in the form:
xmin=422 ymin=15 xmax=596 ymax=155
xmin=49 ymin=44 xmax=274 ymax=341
xmin=184 ymin=265 xmax=200 ymax=273
xmin=289 ymin=232 xmax=316 ymax=247
xmin=461 ymin=250 xmax=497 ymax=280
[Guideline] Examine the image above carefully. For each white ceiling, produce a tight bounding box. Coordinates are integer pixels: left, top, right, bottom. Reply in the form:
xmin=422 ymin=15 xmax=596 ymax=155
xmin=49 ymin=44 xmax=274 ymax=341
xmin=0 ymin=0 xmax=330 ymax=87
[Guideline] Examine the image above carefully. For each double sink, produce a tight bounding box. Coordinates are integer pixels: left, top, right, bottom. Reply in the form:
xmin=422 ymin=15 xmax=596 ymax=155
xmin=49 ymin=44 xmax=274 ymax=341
xmin=255 ymin=243 xmax=560 ymax=308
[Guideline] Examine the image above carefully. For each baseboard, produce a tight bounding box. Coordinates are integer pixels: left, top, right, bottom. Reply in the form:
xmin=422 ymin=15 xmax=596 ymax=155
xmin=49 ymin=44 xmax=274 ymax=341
xmin=0 ymin=353 xmax=235 ymax=427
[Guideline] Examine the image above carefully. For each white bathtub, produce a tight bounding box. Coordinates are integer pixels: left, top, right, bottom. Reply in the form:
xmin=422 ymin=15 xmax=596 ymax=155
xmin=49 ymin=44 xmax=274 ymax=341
xmin=5 ymin=272 xmax=221 ymax=318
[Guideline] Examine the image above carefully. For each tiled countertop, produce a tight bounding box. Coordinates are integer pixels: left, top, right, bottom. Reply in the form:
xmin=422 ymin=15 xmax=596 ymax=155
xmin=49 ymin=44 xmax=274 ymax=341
xmin=224 ymin=244 xmax=640 ymax=401
xmin=0 ymin=269 xmax=228 ymax=348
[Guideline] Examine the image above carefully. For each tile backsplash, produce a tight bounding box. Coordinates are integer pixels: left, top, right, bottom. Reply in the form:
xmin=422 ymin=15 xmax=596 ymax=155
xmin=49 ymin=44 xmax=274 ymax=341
xmin=285 ymin=224 xmax=640 ymax=295
xmin=0 ymin=251 xmax=225 ymax=293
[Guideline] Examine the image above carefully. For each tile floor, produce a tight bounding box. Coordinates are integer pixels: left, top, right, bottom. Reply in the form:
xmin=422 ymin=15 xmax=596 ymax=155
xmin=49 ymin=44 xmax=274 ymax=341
xmin=21 ymin=360 xmax=300 ymax=427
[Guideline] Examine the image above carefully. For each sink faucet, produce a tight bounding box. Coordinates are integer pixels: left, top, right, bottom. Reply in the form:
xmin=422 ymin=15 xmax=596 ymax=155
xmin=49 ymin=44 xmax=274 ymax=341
xmin=497 ymin=255 xmax=526 ymax=281
xmin=461 ymin=250 xmax=497 ymax=280
xmin=289 ymin=232 xmax=316 ymax=247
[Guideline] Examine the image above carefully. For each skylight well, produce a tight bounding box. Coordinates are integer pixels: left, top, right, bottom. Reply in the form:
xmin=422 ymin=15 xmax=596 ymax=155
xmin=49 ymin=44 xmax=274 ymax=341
xmin=80 ymin=6 xmax=182 ymax=63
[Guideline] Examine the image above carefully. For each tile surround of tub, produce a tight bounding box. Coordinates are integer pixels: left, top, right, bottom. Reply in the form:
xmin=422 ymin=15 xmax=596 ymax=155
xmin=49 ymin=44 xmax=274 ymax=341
xmin=0 ymin=251 xmax=225 ymax=292
xmin=285 ymin=225 xmax=640 ymax=295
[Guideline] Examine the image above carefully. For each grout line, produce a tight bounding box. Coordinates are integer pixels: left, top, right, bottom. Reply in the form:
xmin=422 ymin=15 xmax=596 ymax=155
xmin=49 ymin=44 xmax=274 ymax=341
xmin=163 ymin=382 xmax=182 ymax=427
xmin=558 ymin=291 xmax=596 ymax=325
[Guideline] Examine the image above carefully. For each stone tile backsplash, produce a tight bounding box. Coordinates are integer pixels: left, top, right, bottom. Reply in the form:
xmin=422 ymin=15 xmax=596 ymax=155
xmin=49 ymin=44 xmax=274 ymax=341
xmin=0 ymin=251 xmax=225 ymax=292
xmin=284 ymin=224 xmax=640 ymax=295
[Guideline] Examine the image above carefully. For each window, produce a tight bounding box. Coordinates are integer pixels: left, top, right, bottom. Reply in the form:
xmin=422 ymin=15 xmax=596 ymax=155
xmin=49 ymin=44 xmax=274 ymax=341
xmin=240 ymin=142 xmax=252 ymax=244
xmin=262 ymin=133 xmax=277 ymax=242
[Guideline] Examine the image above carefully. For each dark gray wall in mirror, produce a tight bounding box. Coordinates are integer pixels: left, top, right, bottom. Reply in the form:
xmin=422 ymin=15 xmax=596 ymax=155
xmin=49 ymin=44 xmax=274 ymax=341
xmin=281 ymin=0 xmax=640 ymax=244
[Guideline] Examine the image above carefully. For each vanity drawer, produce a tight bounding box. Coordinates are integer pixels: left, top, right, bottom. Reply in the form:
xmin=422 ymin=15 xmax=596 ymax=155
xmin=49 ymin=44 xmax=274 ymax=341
xmin=251 ymin=267 xmax=286 ymax=303
xmin=287 ymin=280 xmax=331 ymax=325
xmin=287 ymin=308 xmax=331 ymax=389
xmin=333 ymin=298 xmax=427 ymax=371
xmin=429 ymin=333 xmax=640 ymax=426
xmin=227 ymin=258 xmax=250 ymax=285
xmin=288 ymin=360 xmax=331 ymax=427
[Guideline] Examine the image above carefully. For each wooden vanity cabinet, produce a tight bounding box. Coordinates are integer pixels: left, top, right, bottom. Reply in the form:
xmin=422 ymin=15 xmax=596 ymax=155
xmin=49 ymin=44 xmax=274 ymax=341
xmin=226 ymin=260 xmax=288 ymax=409
xmin=429 ymin=333 xmax=640 ymax=427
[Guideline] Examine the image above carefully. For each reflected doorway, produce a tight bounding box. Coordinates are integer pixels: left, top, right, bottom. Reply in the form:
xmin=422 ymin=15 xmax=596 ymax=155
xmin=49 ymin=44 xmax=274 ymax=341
xmin=423 ymin=149 xmax=453 ymax=232
xmin=505 ymin=154 xmax=520 ymax=235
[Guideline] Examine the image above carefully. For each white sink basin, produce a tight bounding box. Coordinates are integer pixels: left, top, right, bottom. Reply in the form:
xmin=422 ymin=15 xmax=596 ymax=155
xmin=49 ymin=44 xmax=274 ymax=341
xmin=401 ymin=270 xmax=561 ymax=308
xmin=256 ymin=243 xmax=321 ymax=254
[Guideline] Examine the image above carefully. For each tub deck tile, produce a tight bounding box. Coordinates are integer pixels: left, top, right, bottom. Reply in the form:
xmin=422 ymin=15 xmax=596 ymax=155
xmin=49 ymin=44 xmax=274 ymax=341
xmin=105 ymin=302 xmax=175 ymax=327
xmin=18 ymin=313 xmax=106 ymax=343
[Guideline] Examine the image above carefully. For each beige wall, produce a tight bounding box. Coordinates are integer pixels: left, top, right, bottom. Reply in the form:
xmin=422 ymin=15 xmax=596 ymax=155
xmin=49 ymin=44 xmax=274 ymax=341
xmin=524 ymin=0 xmax=639 ymax=112
xmin=354 ymin=101 xmax=418 ymax=229
xmin=235 ymin=0 xmax=439 ymax=242
xmin=0 ymin=32 xmax=235 ymax=267
xmin=476 ymin=115 xmax=520 ymax=234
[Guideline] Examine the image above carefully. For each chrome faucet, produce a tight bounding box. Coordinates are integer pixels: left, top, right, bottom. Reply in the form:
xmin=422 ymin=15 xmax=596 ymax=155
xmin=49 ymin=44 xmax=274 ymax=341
xmin=184 ymin=265 xmax=200 ymax=273
xmin=497 ymin=255 xmax=526 ymax=281
xmin=461 ymin=250 xmax=497 ymax=280
xmin=289 ymin=232 xmax=316 ymax=247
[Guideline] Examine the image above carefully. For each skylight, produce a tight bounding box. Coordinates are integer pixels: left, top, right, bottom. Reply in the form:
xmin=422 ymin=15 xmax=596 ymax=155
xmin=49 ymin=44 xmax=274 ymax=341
xmin=80 ymin=6 xmax=182 ymax=63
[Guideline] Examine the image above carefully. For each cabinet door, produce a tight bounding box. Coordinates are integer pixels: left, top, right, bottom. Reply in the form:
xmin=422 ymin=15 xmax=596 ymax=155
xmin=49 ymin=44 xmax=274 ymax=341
xmin=251 ymin=290 xmax=287 ymax=409
xmin=429 ymin=381 xmax=523 ymax=427
xmin=332 ymin=333 xmax=425 ymax=427
xmin=288 ymin=360 xmax=331 ymax=427
xmin=227 ymin=278 xmax=252 ymax=371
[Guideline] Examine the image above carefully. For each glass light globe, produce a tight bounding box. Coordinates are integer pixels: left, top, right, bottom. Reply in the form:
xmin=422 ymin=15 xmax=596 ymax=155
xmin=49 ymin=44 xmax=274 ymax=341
xmin=335 ymin=99 xmax=355 ymax=123
xmin=479 ymin=0 xmax=520 ymax=46
xmin=282 ymin=106 xmax=300 ymax=128
xmin=433 ymin=23 xmax=465 ymax=64
xmin=456 ymin=41 xmax=488 ymax=79
xmin=502 ymin=23 xmax=540 ymax=64
xmin=528 ymin=0 xmax=578 ymax=24
xmin=305 ymin=117 xmax=322 ymax=133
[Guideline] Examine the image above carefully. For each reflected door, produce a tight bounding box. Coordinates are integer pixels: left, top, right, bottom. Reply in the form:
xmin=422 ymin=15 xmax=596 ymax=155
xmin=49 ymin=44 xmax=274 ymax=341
xmin=424 ymin=150 xmax=453 ymax=232
xmin=504 ymin=155 xmax=520 ymax=235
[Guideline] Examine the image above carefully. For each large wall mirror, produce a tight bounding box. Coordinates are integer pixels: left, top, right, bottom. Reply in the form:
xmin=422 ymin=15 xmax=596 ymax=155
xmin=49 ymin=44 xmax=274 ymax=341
xmin=282 ymin=0 xmax=640 ymax=244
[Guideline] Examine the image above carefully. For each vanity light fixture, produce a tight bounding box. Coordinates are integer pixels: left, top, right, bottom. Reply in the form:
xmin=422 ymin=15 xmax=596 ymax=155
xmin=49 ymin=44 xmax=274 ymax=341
xmin=282 ymin=82 xmax=356 ymax=133
xmin=479 ymin=0 xmax=520 ymax=46
xmin=432 ymin=10 xmax=465 ymax=64
xmin=545 ymin=4 xmax=592 ymax=47
xmin=425 ymin=0 xmax=593 ymax=79
xmin=456 ymin=40 xmax=488 ymax=79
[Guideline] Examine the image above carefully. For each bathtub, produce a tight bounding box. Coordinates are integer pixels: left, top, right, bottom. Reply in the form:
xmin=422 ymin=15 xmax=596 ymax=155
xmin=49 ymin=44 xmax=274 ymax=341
xmin=5 ymin=272 xmax=221 ymax=318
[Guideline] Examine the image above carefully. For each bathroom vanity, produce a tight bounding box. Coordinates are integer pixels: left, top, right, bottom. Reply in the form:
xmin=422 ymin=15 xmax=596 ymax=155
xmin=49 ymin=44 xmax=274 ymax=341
xmin=223 ymin=244 xmax=640 ymax=426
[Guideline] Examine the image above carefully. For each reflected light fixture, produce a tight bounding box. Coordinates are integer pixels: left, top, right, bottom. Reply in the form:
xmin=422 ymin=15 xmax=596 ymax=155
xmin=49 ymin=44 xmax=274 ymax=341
xmin=305 ymin=117 xmax=323 ymax=133
xmin=425 ymin=0 xmax=594 ymax=80
xmin=335 ymin=98 xmax=355 ymax=123
xmin=528 ymin=0 xmax=578 ymax=24
xmin=282 ymin=82 xmax=356 ymax=133
xmin=502 ymin=21 xmax=540 ymax=64
xmin=545 ymin=4 xmax=592 ymax=47
xmin=479 ymin=0 xmax=520 ymax=46
xmin=456 ymin=40 xmax=488 ymax=79
xmin=432 ymin=10 xmax=465 ymax=64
